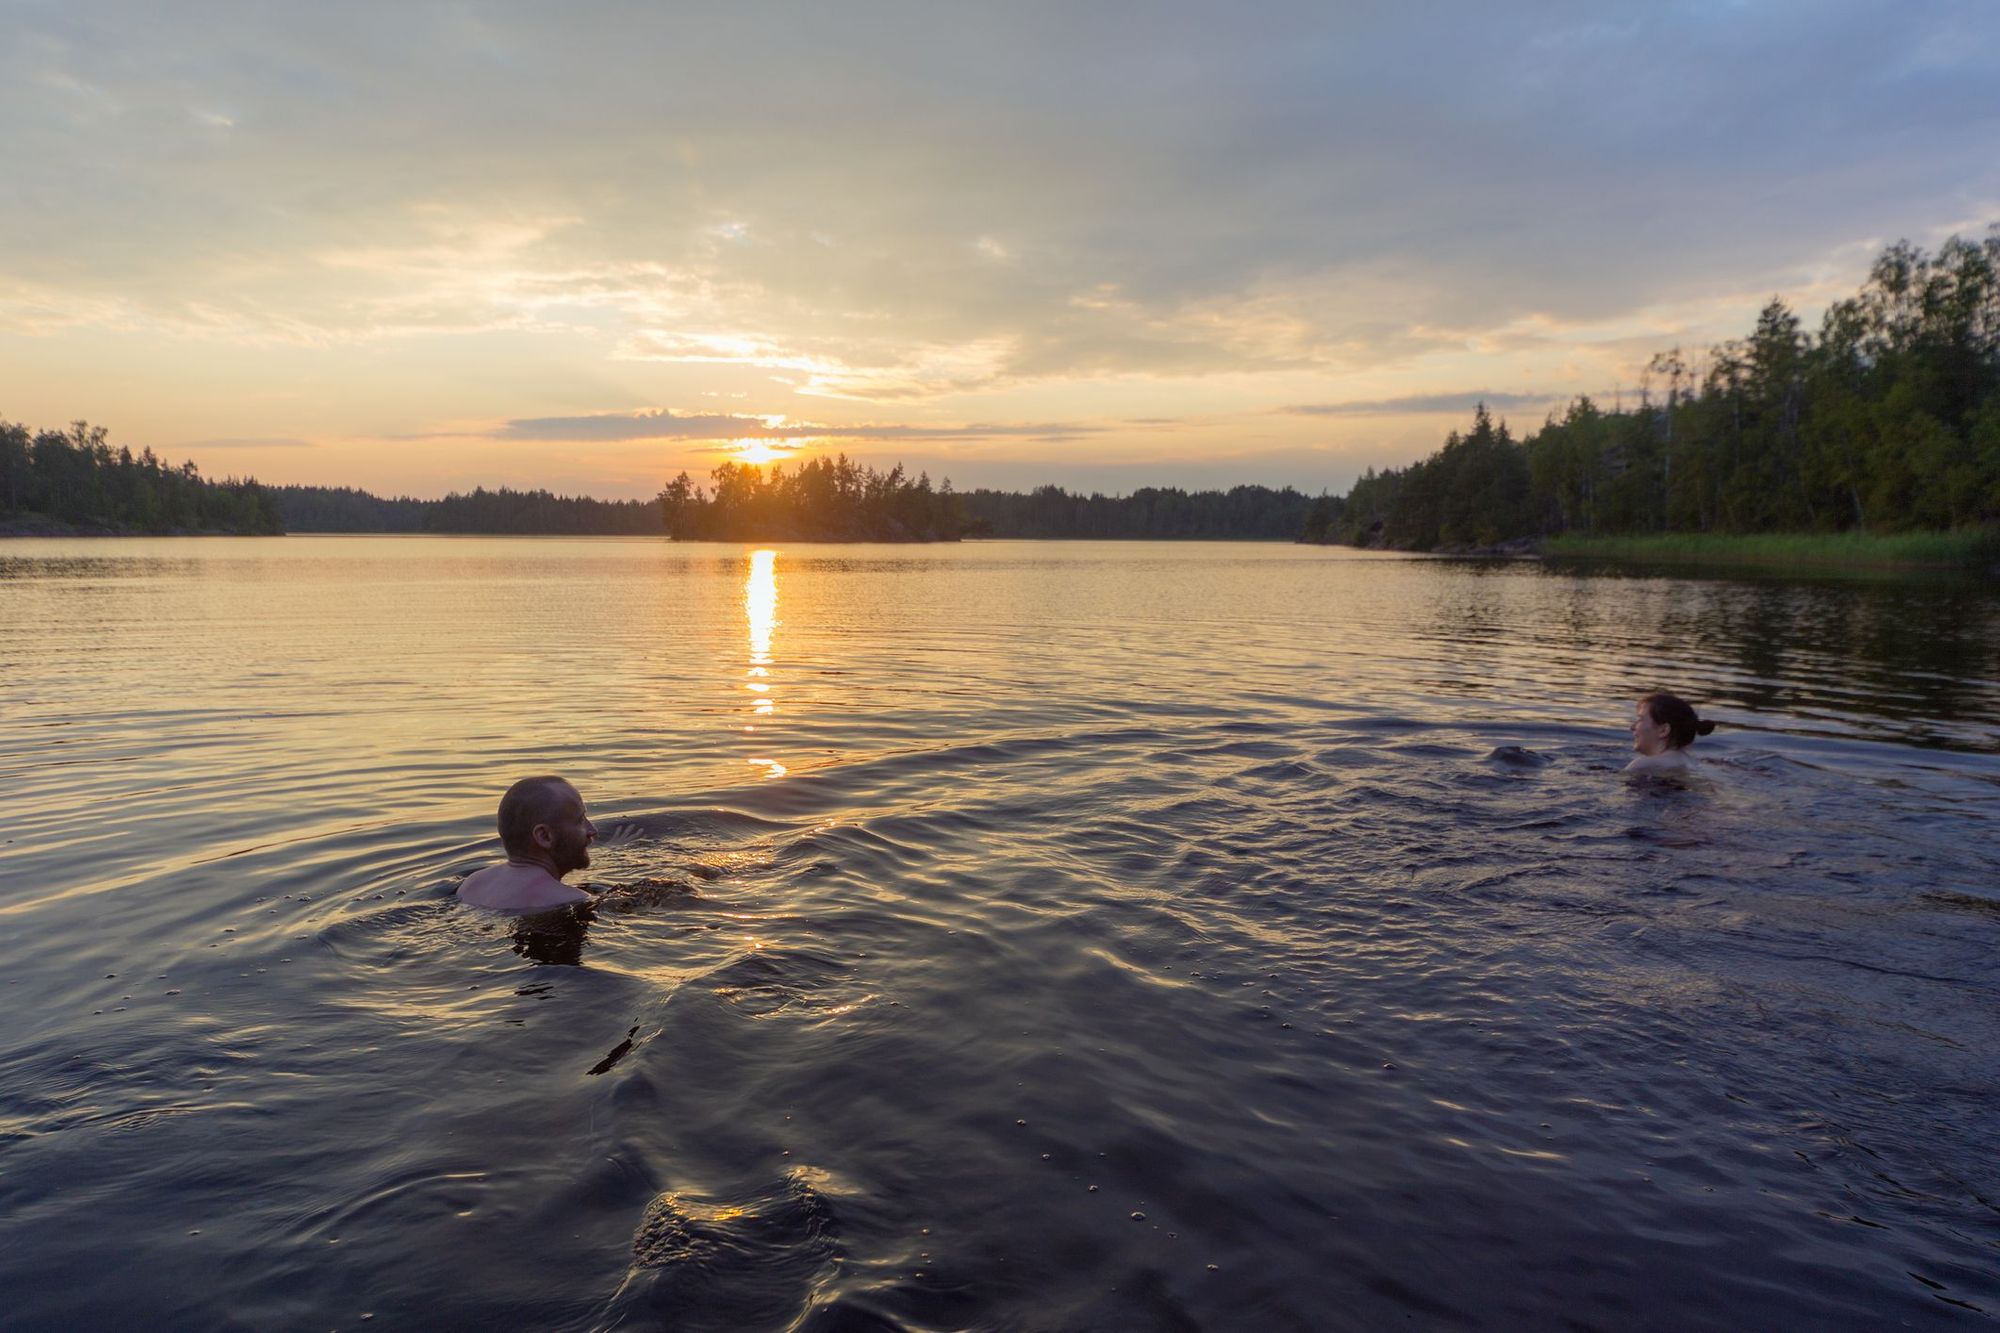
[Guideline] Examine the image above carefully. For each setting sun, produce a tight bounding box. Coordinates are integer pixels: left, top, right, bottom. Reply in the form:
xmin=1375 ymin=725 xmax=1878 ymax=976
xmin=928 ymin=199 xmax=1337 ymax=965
xmin=730 ymin=439 xmax=800 ymax=466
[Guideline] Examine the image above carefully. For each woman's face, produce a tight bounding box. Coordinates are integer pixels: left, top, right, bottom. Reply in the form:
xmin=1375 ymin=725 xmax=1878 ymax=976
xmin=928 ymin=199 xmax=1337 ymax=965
xmin=1630 ymin=700 xmax=1672 ymax=756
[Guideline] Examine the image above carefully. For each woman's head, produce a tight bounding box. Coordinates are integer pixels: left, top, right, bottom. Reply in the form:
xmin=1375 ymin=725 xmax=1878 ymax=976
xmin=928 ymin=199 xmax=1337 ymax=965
xmin=1632 ymin=692 xmax=1715 ymax=754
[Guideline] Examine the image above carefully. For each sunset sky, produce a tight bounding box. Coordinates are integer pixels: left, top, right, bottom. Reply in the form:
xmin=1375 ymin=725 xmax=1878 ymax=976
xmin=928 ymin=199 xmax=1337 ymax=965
xmin=3 ymin=2 xmax=1996 ymax=499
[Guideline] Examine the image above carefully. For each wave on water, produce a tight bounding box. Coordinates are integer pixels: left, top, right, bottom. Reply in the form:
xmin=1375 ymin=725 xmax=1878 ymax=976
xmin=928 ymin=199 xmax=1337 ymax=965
xmin=3 ymin=543 xmax=1998 ymax=1327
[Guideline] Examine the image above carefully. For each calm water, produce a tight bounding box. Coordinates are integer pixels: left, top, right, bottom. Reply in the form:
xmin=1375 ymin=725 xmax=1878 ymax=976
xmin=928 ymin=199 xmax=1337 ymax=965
xmin=2 ymin=537 xmax=1997 ymax=1331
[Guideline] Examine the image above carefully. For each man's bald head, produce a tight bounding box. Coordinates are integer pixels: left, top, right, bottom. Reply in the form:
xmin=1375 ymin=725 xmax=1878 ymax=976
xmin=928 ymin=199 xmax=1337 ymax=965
xmin=497 ymin=776 xmax=582 ymax=856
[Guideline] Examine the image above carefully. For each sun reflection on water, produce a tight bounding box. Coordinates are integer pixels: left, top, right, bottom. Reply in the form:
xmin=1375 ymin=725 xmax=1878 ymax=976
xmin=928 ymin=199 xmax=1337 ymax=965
xmin=744 ymin=549 xmax=783 ymax=775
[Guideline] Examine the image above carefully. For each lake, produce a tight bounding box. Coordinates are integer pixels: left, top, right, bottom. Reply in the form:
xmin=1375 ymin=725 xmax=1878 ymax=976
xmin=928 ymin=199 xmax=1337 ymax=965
xmin=1 ymin=536 xmax=1996 ymax=1330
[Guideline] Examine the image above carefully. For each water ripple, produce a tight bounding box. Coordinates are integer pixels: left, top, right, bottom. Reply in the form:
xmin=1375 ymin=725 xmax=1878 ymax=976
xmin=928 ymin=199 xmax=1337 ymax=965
xmin=1 ymin=539 xmax=1996 ymax=1328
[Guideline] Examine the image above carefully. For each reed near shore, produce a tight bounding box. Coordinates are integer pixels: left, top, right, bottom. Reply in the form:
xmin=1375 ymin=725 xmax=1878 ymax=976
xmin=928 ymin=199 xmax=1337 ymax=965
xmin=1543 ymin=528 xmax=2000 ymax=570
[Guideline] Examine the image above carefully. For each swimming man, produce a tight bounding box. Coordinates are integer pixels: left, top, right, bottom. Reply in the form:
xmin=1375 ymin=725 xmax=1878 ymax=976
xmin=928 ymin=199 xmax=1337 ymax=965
xmin=458 ymin=775 xmax=599 ymax=912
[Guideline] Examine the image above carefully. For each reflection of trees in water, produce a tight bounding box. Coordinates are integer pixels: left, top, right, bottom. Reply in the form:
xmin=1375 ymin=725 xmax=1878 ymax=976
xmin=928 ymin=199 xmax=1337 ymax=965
xmin=1654 ymin=573 xmax=1999 ymax=746
xmin=1413 ymin=562 xmax=1997 ymax=749
xmin=0 ymin=556 xmax=202 ymax=581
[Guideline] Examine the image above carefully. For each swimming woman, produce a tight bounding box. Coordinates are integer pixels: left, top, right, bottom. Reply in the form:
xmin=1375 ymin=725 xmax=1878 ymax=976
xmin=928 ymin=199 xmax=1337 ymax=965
xmin=1626 ymin=691 xmax=1715 ymax=774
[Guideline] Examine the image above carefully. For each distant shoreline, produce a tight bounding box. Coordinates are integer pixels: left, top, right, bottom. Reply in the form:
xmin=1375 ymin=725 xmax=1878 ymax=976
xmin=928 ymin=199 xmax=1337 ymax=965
xmin=9 ymin=516 xmax=1993 ymax=571
xmin=0 ymin=525 xmax=1298 ymax=542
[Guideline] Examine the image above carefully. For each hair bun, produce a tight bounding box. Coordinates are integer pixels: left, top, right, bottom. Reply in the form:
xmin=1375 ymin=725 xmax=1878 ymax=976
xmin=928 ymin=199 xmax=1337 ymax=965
xmin=1695 ymin=719 xmax=1717 ymax=736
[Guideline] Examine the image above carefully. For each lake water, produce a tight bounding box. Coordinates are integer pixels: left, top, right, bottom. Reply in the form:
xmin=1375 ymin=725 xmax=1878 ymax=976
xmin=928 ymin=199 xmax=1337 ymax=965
xmin=1 ymin=536 xmax=1997 ymax=1330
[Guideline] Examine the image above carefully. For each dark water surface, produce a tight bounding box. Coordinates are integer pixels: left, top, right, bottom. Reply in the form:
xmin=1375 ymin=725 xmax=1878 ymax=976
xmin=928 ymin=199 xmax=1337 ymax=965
xmin=2 ymin=537 xmax=1997 ymax=1330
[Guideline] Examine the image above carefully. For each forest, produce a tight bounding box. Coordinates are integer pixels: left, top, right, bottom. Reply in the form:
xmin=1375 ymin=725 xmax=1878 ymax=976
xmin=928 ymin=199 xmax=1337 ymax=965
xmin=1321 ymin=232 xmax=2000 ymax=549
xmin=0 ymin=420 xmax=281 ymax=534
xmin=659 ymin=456 xmax=963 ymax=540
xmin=958 ymin=483 xmax=1318 ymax=539
xmin=0 ymin=429 xmax=1320 ymax=542
xmin=653 ymin=455 xmax=1324 ymax=541
xmin=272 ymin=485 xmax=658 ymax=534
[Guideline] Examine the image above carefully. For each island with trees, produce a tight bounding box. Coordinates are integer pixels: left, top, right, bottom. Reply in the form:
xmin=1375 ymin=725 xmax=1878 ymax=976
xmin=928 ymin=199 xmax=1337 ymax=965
xmin=657 ymin=457 xmax=964 ymax=541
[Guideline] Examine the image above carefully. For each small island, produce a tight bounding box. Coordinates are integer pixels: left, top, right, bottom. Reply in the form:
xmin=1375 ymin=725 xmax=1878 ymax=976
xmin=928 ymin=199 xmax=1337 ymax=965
xmin=657 ymin=456 xmax=965 ymax=542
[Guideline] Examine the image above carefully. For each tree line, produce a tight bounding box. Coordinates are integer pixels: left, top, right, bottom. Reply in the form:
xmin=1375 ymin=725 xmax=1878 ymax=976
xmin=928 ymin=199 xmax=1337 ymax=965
xmin=272 ymin=484 xmax=658 ymax=534
xmin=654 ymin=455 xmax=1327 ymax=541
xmin=0 ymin=422 xmax=1324 ymax=541
xmin=0 ymin=420 xmax=281 ymax=534
xmin=659 ymin=456 xmax=963 ymax=540
xmin=1318 ymin=231 xmax=2000 ymax=549
xmin=958 ymin=483 xmax=1318 ymax=539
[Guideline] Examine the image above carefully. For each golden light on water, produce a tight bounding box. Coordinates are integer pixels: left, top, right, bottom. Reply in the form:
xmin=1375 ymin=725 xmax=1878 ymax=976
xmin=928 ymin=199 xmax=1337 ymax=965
xmin=744 ymin=549 xmax=783 ymax=777
xmin=747 ymin=549 xmax=777 ymax=664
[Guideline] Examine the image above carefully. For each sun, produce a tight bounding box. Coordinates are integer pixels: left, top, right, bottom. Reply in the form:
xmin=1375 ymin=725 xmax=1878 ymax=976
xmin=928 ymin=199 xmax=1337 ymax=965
xmin=730 ymin=438 xmax=798 ymax=466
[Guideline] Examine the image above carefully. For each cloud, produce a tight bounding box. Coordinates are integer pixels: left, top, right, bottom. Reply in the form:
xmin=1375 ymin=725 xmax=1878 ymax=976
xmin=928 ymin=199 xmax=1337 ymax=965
xmin=496 ymin=409 xmax=1102 ymax=444
xmin=8 ymin=4 xmax=1992 ymax=362
xmin=499 ymin=410 xmax=778 ymax=441
xmin=613 ymin=330 xmax=1019 ymax=400
xmin=2 ymin=1 xmax=1996 ymax=487
xmin=1284 ymin=390 xmax=1576 ymax=417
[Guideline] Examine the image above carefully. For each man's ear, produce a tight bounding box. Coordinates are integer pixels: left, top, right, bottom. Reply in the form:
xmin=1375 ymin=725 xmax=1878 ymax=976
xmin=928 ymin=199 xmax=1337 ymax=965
xmin=532 ymin=823 xmax=557 ymax=850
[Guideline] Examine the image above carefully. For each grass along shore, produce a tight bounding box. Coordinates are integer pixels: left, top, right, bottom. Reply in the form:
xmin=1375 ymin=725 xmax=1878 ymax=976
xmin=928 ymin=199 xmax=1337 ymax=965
xmin=1542 ymin=528 xmax=2000 ymax=570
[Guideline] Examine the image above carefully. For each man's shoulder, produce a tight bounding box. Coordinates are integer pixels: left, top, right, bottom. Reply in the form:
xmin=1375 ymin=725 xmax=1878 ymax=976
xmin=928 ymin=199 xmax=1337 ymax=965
xmin=457 ymin=864 xmax=591 ymax=911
